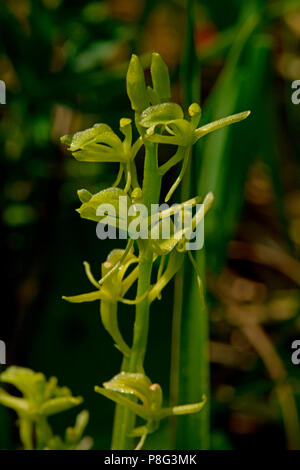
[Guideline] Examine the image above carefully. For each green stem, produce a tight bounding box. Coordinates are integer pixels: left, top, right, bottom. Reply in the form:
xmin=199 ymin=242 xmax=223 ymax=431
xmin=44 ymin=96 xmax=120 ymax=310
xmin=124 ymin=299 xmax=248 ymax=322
xmin=111 ymin=356 xmax=132 ymax=450
xmin=19 ymin=417 xmax=34 ymax=450
xmin=130 ymin=141 xmax=162 ymax=371
xmin=111 ymin=142 xmax=162 ymax=449
xmin=129 ymin=249 xmax=153 ymax=372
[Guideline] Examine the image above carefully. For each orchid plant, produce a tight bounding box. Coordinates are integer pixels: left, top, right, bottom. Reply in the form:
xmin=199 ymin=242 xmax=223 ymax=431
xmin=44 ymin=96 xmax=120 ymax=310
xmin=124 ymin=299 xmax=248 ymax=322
xmin=60 ymin=53 xmax=249 ymax=450
xmin=0 ymin=53 xmax=249 ymax=450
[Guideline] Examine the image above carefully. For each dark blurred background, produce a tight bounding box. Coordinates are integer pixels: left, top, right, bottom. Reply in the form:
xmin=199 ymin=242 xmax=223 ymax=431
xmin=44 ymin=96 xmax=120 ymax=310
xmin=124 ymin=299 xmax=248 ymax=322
xmin=0 ymin=0 xmax=300 ymax=450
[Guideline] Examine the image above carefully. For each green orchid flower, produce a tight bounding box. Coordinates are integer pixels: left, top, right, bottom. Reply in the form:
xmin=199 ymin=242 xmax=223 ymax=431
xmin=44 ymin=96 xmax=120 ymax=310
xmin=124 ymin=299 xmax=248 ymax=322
xmin=76 ymin=186 xmax=131 ymax=227
xmin=63 ymin=244 xmax=148 ymax=357
xmin=95 ymin=372 xmax=206 ymax=450
xmin=0 ymin=367 xmax=83 ymax=450
xmin=149 ymin=192 xmax=214 ymax=255
xmin=139 ymin=101 xmax=249 ymax=201
xmin=61 ymin=118 xmax=142 ymax=194
xmin=148 ymin=192 xmax=214 ymax=304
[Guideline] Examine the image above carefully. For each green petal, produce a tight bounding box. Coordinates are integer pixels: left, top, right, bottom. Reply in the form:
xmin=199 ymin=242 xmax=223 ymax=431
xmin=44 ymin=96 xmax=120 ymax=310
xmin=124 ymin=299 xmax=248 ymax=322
xmin=0 ymin=366 xmax=46 ymax=402
xmin=0 ymin=388 xmax=30 ymax=414
xmin=151 ymin=53 xmax=171 ymax=103
xmin=76 ymin=187 xmax=131 ymax=225
xmin=194 ymin=110 xmax=250 ymax=142
xmin=61 ymin=123 xmax=126 ymax=163
xmin=158 ymin=395 xmax=207 ymax=420
xmin=62 ymin=290 xmax=102 ymax=303
xmin=103 ymin=372 xmax=153 ymax=408
xmin=68 ymin=124 xmax=120 ymax=152
xmin=166 ymin=119 xmax=193 ymax=145
xmin=100 ymin=301 xmax=131 ymax=357
xmin=146 ymin=119 xmax=193 ymax=146
xmin=40 ymin=396 xmax=83 ymax=416
xmin=139 ymin=103 xmax=184 ymax=128
xmin=95 ymin=387 xmax=148 ymax=421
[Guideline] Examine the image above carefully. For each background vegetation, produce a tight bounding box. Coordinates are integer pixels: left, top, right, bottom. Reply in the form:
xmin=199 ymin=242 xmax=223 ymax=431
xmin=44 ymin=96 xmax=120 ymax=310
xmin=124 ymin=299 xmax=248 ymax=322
xmin=1 ymin=0 xmax=300 ymax=450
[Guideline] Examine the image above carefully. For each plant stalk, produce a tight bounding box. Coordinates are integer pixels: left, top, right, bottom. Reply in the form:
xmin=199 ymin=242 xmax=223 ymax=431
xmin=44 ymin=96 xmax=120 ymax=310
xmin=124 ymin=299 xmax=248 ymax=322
xmin=111 ymin=142 xmax=161 ymax=449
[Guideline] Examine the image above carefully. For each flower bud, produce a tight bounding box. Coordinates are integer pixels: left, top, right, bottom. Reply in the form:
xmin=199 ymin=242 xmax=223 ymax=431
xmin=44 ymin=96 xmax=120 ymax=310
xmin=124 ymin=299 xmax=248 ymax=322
xmin=151 ymin=53 xmax=171 ymax=103
xmin=126 ymin=55 xmax=149 ymax=112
